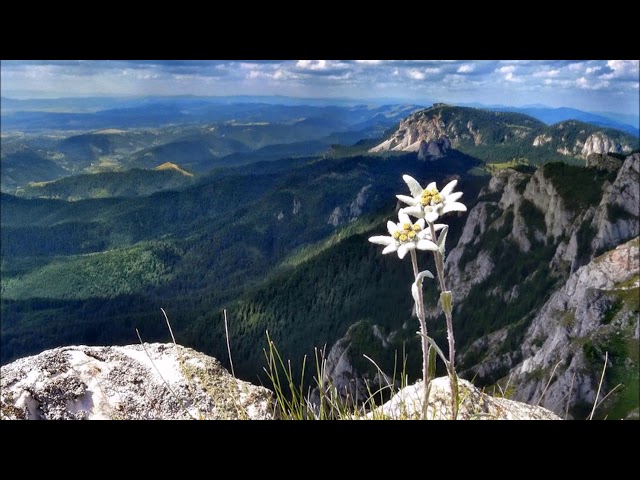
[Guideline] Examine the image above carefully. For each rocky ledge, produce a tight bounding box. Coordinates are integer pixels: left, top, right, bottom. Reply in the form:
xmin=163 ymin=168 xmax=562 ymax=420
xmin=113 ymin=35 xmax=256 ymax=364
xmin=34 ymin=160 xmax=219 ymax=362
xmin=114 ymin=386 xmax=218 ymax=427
xmin=0 ymin=343 xmax=274 ymax=420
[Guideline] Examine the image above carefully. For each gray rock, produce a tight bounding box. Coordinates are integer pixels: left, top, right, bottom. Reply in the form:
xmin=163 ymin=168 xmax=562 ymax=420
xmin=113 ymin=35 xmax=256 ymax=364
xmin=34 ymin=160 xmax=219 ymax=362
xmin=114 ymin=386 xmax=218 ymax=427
xmin=367 ymin=377 xmax=560 ymax=420
xmin=1 ymin=343 xmax=274 ymax=420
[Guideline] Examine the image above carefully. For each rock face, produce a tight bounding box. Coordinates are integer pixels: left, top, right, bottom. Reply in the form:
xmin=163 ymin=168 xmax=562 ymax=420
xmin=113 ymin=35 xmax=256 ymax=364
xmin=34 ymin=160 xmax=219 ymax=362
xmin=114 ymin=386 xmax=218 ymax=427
xmin=591 ymin=153 xmax=640 ymax=256
xmin=370 ymin=111 xmax=447 ymax=153
xmin=509 ymin=237 xmax=639 ymax=418
xmin=310 ymin=321 xmax=393 ymax=408
xmin=367 ymin=377 xmax=560 ymax=420
xmin=581 ymin=133 xmax=633 ymax=157
xmin=417 ymin=136 xmax=451 ymax=160
xmin=0 ymin=343 xmax=274 ymax=420
xmin=428 ymin=154 xmax=638 ymax=417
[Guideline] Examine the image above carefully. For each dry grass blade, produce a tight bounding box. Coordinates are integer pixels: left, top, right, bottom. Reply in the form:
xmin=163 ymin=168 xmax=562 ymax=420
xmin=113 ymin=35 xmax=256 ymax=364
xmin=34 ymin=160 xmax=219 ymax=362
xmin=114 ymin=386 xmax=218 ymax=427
xmin=224 ymin=309 xmax=236 ymax=378
xmin=536 ymin=360 xmax=562 ymax=406
xmin=589 ymin=351 xmax=608 ymax=420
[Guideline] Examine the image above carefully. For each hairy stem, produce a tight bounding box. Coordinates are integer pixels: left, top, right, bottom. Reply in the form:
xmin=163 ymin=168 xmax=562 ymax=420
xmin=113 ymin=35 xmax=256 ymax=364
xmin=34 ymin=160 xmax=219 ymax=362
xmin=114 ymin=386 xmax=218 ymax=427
xmin=410 ymin=249 xmax=430 ymax=419
xmin=429 ymin=221 xmax=458 ymax=419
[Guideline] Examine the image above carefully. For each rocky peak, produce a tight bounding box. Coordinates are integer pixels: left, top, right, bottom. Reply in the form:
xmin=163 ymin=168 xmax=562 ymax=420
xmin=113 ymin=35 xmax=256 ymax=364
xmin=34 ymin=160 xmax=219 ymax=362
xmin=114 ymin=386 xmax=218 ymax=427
xmin=369 ymin=111 xmax=447 ymax=153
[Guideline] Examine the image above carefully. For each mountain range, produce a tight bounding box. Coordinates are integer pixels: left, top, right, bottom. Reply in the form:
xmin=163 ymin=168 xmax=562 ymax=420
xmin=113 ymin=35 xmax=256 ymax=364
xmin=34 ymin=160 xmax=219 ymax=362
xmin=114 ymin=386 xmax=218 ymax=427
xmin=1 ymin=101 xmax=638 ymax=419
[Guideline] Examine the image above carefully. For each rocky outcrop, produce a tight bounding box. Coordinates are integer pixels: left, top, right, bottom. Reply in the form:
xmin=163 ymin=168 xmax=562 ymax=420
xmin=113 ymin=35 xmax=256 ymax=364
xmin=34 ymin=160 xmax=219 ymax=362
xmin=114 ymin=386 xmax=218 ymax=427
xmin=311 ymin=321 xmax=393 ymax=408
xmin=0 ymin=343 xmax=274 ymax=420
xmin=533 ymin=134 xmax=552 ymax=147
xmin=367 ymin=377 xmax=560 ymax=420
xmin=370 ymin=112 xmax=447 ymax=153
xmin=417 ymin=136 xmax=451 ymax=160
xmin=509 ymin=237 xmax=639 ymax=418
xmin=581 ymin=133 xmax=633 ymax=157
xmin=327 ymin=184 xmax=373 ymax=227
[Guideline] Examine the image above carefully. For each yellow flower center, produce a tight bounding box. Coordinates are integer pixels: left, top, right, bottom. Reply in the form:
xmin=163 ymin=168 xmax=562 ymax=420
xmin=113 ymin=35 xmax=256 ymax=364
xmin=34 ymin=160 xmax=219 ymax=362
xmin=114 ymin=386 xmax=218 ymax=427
xmin=412 ymin=223 xmax=422 ymax=232
xmin=421 ymin=187 xmax=442 ymax=206
xmin=393 ymin=231 xmax=400 ymax=240
xmin=399 ymin=234 xmax=408 ymax=242
xmin=408 ymin=230 xmax=416 ymax=239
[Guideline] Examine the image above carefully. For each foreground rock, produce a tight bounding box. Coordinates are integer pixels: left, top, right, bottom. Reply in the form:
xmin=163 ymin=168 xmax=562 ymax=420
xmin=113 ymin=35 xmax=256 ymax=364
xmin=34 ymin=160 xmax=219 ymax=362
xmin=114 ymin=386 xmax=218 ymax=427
xmin=367 ymin=377 xmax=560 ymax=420
xmin=0 ymin=343 xmax=274 ymax=420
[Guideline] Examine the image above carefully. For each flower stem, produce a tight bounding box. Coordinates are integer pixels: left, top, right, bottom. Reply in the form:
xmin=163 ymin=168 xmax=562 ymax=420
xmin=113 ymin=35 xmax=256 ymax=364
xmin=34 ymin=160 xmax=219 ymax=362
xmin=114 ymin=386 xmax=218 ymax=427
xmin=429 ymin=222 xmax=458 ymax=419
xmin=410 ymin=249 xmax=430 ymax=420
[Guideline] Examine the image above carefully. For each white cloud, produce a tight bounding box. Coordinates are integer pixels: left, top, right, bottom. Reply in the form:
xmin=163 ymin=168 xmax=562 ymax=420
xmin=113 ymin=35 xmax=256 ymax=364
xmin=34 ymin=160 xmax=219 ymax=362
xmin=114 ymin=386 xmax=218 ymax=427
xmin=355 ymin=60 xmax=382 ymax=65
xmin=457 ymin=64 xmax=475 ymax=73
xmin=296 ymin=60 xmax=328 ymax=70
xmin=603 ymin=60 xmax=640 ymax=79
xmin=498 ymin=65 xmax=515 ymax=74
xmin=576 ymin=77 xmax=589 ymax=88
xmin=533 ymin=69 xmax=560 ymax=78
xmin=568 ymin=62 xmax=585 ymax=72
xmin=407 ymin=69 xmax=425 ymax=80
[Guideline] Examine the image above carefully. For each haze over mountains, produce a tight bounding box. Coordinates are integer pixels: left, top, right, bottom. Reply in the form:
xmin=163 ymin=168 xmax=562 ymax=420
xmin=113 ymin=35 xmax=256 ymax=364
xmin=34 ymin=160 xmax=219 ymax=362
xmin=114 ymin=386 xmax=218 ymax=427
xmin=1 ymin=94 xmax=638 ymax=419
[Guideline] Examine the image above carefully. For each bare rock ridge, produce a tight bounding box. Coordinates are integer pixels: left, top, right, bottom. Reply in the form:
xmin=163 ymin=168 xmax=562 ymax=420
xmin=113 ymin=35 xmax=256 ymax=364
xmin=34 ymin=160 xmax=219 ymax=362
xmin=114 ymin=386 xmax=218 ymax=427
xmin=0 ymin=343 xmax=274 ymax=420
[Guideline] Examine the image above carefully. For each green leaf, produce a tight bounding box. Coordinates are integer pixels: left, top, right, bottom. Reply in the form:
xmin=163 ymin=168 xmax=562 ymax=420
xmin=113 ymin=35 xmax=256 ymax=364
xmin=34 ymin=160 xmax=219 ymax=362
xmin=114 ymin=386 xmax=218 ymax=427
xmin=428 ymin=344 xmax=437 ymax=381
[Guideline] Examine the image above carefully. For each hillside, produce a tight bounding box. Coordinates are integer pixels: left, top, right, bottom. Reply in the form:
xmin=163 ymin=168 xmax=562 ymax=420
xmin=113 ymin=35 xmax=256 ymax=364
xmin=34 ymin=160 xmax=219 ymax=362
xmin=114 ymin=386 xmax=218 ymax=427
xmin=17 ymin=166 xmax=195 ymax=201
xmin=370 ymin=104 xmax=639 ymax=165
xmin=0 ymin=149 xmax=483 ymax=364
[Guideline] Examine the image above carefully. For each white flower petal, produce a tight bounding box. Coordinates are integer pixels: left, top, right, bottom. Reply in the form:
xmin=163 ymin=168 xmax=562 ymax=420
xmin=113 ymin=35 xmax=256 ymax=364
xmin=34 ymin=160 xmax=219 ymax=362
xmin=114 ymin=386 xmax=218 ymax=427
xmin=397 ymin=242 xmax=415 ymax=259
xmin=440 ymin=179 xmax=458 ymax=197
xmin=433 ymin=223 xmax=447 ymax=231
xmin=396 ymin=194 xmax=419 ymax=206
xmin=387 ymin=221 xmax=397 ymax=235
xmin=416 ymin=219 xmax=425 ymax=229
xmin=446 ymin=191 xmax=463 ymax=203
xmin=416 ymin=239 xmax=439 ymax=251
xmin=402 ymin=175 xmax=424 ymax=197
xmin=398 ymin=212 xmax=411 ymax=225
xmin=424 ymin=210 xmax=439 ymax=223
xmin=369 ymin=235 xmax=395 ymax=245
xmin=400 ymin=206 xmax=424 ymax=218
xmin=442 ymin=202 xmax=467 ymax=214
xmin=425 ymin=181 xmax=437 ymax=191
xmin=382 ymin=244 xmax=398 ymax=254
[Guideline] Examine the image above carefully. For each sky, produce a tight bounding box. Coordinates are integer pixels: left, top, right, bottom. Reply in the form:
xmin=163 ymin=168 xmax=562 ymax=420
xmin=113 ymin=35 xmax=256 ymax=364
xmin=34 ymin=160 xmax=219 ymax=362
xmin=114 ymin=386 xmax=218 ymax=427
xmin=1 ymin=60 xmax=638 ymax=116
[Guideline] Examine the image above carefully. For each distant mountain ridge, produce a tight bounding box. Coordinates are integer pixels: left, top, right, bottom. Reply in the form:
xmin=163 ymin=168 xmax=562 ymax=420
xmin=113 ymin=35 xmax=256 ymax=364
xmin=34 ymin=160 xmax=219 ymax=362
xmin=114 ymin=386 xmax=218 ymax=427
xmin=371 ymin=104 xmax=639 ymax=164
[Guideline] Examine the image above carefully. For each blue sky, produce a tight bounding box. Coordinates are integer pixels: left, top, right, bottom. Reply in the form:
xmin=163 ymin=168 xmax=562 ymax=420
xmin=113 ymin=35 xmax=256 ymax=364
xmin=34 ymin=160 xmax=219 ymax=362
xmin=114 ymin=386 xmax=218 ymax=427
xmin=1 ymin=60 xmax=638 ymax=115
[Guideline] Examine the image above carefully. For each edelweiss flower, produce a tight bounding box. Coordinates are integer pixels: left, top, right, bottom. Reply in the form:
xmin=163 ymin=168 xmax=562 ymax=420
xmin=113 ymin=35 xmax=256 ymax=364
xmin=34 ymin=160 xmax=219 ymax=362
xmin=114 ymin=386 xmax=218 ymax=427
xmin=368 ymin=212 xmax=444 ymax=259
xmin=397 ymin=175 xmax=467 ymax=223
